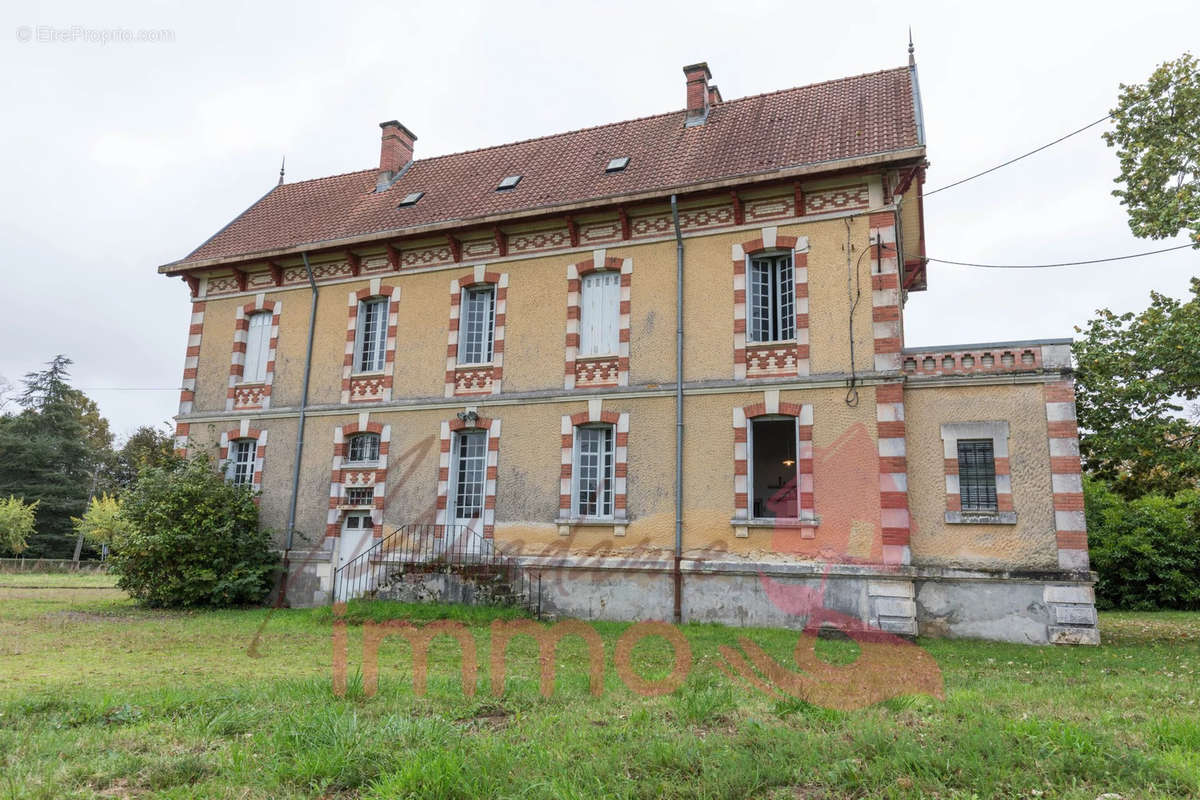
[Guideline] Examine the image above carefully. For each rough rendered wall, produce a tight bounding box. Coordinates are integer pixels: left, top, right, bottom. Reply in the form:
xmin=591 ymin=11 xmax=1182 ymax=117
xmin=905 ymin=384 xmax=1058 ymax=570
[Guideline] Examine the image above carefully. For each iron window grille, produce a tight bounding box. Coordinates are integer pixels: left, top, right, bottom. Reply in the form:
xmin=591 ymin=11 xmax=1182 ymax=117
xmin=748 ymin=253 xmax=795 ymax=343
xmin=459 ymin=286 xmax=496 ymax=364
xmin=354 ymin=298 xmax=388 ymax=373
xmin=344 ymin=487 xmax=374 ymax=507
xmin=574 ymin=425 xmax=615 ymax=518
xmin=452 ymin=430 xmax=487 ymax=520
xmin=957 ymin=439 xmax=998 ymax=511
xmin=226 ymin=438 xmax=255 ymax=487
xmin=346 ymin=433 xmax=380 ymax=464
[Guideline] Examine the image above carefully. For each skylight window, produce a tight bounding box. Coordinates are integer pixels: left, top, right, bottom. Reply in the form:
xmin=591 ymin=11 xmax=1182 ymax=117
xmin=606 ymin=157 xmax=630 ymax=173
xmin=497 ymin=175 xmax=521 ymax=191
xmin=398 ymin=191 xmax=424 ymax=207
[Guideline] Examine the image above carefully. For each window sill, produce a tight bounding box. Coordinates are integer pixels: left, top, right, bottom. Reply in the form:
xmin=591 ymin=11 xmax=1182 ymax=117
xmin=456 ymin=361 xmax=494 ymax=369
xmin=350 ymin=370 xmax=386 ymax=378
xmin=746 ymin=339 xmax=798 ymax=347
xmin=337 ymin=503 xmax=375 ymax=511
xmin=556 ymin=517 xmax=627 ymax=537
xmin=945 ymin=511 xmax=1017 ymax=525
xmin=576 ymin=352 xmax=618 ymax=360
xmin=731 ymin=516 xmax=820 ymax=539
xmin=235 ymin=380 xmax=268 ymax=387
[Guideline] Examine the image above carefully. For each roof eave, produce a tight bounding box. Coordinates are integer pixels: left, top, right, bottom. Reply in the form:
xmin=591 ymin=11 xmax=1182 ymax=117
xmin=159 ymin=144 xmax=926 ymax=274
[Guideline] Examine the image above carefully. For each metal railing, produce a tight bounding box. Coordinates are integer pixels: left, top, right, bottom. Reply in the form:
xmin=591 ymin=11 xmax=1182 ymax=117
xmin=331 ymin=523 xmax=541 ymax=616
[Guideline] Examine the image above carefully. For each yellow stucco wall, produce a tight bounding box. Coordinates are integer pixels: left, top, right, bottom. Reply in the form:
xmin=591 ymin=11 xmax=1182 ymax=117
xmin=905 ymin=383 xmax=1058 ymax=570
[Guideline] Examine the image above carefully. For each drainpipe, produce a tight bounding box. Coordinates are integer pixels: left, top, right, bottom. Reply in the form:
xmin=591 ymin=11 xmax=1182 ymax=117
xmin=281 ymin=252 xmax=319 ymax=603
xmin=670 ymin=195 xmax=684 ymax=625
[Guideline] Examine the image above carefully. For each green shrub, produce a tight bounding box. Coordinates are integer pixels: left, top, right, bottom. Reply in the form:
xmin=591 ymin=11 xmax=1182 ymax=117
xmin=108 ymin=456 xmax=278 ymax=607
xmin=1085 ymin=477 xmax=1200 ymax=610
xmin=0 ymin=495 xmax=38 ymax=555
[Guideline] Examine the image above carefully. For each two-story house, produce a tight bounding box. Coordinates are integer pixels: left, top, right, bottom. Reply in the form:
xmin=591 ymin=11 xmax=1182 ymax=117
xmin=160 ymin=54 xmax=1098 ymax=644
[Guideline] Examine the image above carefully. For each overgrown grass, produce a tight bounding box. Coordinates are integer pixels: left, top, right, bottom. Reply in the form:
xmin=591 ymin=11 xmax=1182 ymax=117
xmin=0 ymin=582 xmax=1197 ymax=798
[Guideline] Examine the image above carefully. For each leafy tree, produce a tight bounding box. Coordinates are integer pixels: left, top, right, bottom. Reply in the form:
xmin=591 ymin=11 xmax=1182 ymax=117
xmin=1073 ymin=278 xmax=1200 ymax=498
xmin=0 ymin=496 xmax=38 ymax=555
xmin=0 ymin=357 xmax=95 ymax=557
xmin=71 ymin=494 xmax=132 ymax=549
xmin=1085 ymin=477 xmax=1200 ymax=610
xmin=1104 ymin=52 xmax=1200 ymax=246
xmin=114 ymin=424 xmax=179 ymax=488
xmin=110 ymin=456 xmax=278 ymax=607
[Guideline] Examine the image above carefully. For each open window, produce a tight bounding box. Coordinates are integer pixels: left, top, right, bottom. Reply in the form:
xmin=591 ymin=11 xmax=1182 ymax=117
xmin=749 ymin=417 xmax=798 ymax=518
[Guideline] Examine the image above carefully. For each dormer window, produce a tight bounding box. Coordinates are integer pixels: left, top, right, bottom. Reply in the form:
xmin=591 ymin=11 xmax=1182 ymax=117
xmin=605 ymin=157 xmax=630 ymax=173
xmin=398 ymin=191 xmax=424 ymax=207
xmin=496 ymin=175 xmax=521 ymax=191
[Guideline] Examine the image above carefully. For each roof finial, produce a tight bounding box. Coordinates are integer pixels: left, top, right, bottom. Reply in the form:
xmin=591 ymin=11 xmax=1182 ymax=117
xmin=908 ymin=27 xmax=915 ymax=66
xmin=278 ymin=156 xmax=286 ymax=186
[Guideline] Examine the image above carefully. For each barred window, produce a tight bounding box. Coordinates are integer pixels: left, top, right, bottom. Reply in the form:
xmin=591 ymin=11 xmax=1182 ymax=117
xmin=459 ymin=286 xmax=496 ymax=364
xmin=344 ymin=487 xmax=374 ymax=507
xmin=347 ymin=433 xmax=380 ymax=464
xmin=243 ymin=311 xmax=272 ymax=383
xmin=354 ymin=298 xmax=388 ymax=372
xmin=574 ymin=425 xmax=614 ymax=518
xmin=957 ymin=439 xmax=998 ymax=511
xmin=748 ymin=253 xmax=795 ymax=343
xmin=226 ymin=438 xmax=255 ymax=487
xmin=452 ymin=430 xmax=487 ymax=520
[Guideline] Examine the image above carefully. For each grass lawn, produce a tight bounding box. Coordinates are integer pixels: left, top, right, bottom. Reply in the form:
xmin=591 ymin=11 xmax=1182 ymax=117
xmin=0 ymin=579 xmax=1197 ymax=799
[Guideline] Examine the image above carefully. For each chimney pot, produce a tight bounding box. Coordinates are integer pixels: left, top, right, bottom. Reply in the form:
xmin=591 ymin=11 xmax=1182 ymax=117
xmin=682 ymin=62 xmax=713 ymax=126
xmin=377 ymin=120 xmax=417 ymax=191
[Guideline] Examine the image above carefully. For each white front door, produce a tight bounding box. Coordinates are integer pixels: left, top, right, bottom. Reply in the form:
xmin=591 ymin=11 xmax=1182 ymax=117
xmin=335 ymin=513 xmax=374 ymax=602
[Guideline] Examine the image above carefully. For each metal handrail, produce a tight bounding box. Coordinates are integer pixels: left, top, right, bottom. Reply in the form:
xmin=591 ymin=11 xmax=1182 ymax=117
xmin=330 ymin=522 xmax=541 ymax=616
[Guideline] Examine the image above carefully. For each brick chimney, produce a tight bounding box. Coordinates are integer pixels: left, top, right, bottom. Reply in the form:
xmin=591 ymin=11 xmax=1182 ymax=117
xmin=377 ymin=120 xmax=417 ymax=191
xmin=707 ymin=84 xmax=722 ymax=106
xmin=683 ymin=62 xmax=713 ymax=126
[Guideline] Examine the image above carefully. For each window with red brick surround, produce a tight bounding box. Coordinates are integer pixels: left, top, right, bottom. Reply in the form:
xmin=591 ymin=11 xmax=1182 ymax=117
xmin=558 ymin=408 xmax=629 ymax=527
xmin=564 ymin=251 xmax=632 ymax=389
xmin=732 ymin=227 xmax=810 ymax=380
xmin=226 ymin=295 xmax=280 ymax=412
xmin=445 ymin=267 xmax=508 ymax=397
xmin=219 ymin=425 xmax=268 ymax=497
xmin=325 ymin=420 xmax=391 ymax=539
xmin=732 ymin=397 xmax=814 ymax=537
xmin=940 ymin=421 xmax=1015 ymax=524
xmin=435 ymin=414 xmax=502 ymax=537
xmin=341 ymin=279 xmax=401 ymax=404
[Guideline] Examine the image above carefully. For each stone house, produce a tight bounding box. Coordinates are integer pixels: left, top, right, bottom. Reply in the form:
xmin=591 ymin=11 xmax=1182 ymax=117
xmin=160 ymin=54 xmax=1098 ymax=644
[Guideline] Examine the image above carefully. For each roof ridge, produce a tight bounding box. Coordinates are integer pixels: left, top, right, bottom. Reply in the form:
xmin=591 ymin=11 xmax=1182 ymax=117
xmin=392 ymin=64 xmax=913 ymax=169
xmin=277 ymin=166 xmax=375 ymax=190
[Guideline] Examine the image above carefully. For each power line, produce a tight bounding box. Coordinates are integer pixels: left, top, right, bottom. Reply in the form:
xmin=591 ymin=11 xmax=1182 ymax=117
xmin=75 ymin=387 xmax=180 ymax=391
xmin=927 ymin=242 xmax=1195 ymax=269
xmin=923 ymin=112 xmax=1115 ymax=197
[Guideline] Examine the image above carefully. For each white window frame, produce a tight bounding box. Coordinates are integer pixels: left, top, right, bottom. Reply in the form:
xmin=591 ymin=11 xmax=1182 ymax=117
xmin=747 ymin=252 xmax=796 ymax=344
xmin=458 ymin=285 xmax=496 ymax=365
xmin=346 ymin=433 xmax=380 ymax=465
xmin=242 ymin=310 xmax=272 ymax=384
xmin=572 ymin=424 xmax=615 ymax=519
xmin=579 ymin=271 xmax=620 ymax=356
xmin=353 ymin=297 xmax=389 ymax=374
xmin=226 ymin=438 xmax=256 ymax=487
xmin=747 ymin=415 xmax=801 ymax=520
xmin=449 ymin=429 xmax=488 ymax=521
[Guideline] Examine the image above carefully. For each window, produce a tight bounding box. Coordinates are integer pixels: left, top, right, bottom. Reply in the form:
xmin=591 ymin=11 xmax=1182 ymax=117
xmin=398 ymin=191 xmax=424 ymax=207
xmin=748 ymin=253 xmax=795 ymax=343
xmin=497 ymin=175 xmax=521 ymax=191
xmin=749 ymin=418 xmax=798 ymax=518
xmin=573 ymin=425 xmax=615 ymax=518
xmin=354 ymin=298 xmax=388 ymax=373
xmin=459 ymin=286 xmax=495 ymax=365
xmin=242 ymin=311 xmax=272 ymax=384
xmin=347 ymin=433 xmax=380 ymax=464
xmin=606 ymin=157 xmax=629 ymax=172
xmin=957 ymin=439 xmax=998 ymax=511
xmin=344 ymin=487 xmax=374 ymax=507
xmin=226 ymin=438 xmax=255 ymax=487
xmin=579 ymin=272 xmax=620 ymax=355
xmin=451 ymin=430 xmax=487 ymax=520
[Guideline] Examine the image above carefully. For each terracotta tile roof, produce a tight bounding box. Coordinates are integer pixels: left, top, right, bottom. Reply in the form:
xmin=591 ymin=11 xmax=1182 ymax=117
xmin=172 ymin=66 xmax=921 ymax=268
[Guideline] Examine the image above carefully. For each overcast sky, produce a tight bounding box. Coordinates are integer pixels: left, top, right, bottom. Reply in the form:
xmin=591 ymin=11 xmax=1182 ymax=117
xmin=2 ymin=0 xmax=1197 ymax=438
